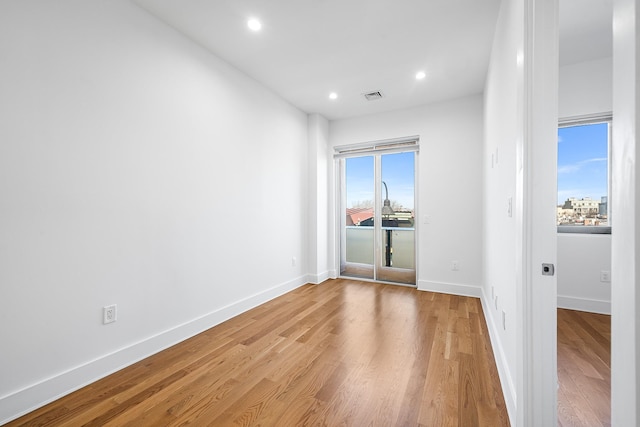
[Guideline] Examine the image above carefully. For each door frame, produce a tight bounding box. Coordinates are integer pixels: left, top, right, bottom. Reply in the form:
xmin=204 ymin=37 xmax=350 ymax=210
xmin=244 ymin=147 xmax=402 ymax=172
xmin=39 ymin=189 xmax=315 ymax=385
xmin=611 ymin=0 xmax=640 ymax=423
xmin=334 ymin=137 xmax=419 ymax=286
xmin=518 ymin=0 xmax=559 ymax=424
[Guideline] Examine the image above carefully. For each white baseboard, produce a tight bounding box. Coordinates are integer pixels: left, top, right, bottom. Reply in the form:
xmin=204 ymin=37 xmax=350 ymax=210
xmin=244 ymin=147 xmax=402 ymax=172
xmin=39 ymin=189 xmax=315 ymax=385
xmin=307 ymin=270 xmax=330 ymax=284
xmin=0 ymin=275 xmax=308 ymax=425
xmin=479 ymin=289 xmax=517 ymax=426
xmin=417 ymin=280 xmax=483 ymax=298
xmin=557 ymin=295 xmax=611 ymax=315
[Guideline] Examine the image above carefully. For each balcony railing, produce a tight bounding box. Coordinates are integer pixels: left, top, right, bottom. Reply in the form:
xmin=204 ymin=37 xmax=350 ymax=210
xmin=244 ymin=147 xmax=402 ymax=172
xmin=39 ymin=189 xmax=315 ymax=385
xmin=345 ymin=226 xmax=415 ymax=269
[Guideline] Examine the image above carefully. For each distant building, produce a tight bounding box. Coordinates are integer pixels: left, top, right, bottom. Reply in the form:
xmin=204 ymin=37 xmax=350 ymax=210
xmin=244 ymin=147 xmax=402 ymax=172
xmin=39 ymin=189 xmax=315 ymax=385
xmin=557 ymin=197 xmax=607 ymax=226
xmin=345 ymin=207 xmax=414 ymax=227
xmin=345 ymin=208 xmax=374 ymax=226
xmin=562 ymin=197 xmax=599 ymax=216
xmin=557 ymin=206 xmax=574 ymax=221
xmin=599 ymin=196 xmax=608 ymax=216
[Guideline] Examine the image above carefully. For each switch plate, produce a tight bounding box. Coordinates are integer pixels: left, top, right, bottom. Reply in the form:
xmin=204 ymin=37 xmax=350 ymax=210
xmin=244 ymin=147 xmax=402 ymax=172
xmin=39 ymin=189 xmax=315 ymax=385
xmin=600 ymin=270 xmax=611 ymax=282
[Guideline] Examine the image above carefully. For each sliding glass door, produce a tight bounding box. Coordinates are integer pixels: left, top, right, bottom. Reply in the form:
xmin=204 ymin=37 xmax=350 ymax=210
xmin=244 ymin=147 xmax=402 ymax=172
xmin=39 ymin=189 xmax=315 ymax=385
xmin=340 ymin=151 xmax=416 ymax=285
xmin=343 ymin=155 xmax=376 ymax=280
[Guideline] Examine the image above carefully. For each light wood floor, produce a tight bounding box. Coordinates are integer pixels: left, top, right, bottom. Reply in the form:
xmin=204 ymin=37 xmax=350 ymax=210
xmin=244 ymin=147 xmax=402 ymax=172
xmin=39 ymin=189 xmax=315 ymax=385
xmin=557 ymin=308 xmax=611 ymax=427
xmin=8 ymin=279 xmax=509 ymax=426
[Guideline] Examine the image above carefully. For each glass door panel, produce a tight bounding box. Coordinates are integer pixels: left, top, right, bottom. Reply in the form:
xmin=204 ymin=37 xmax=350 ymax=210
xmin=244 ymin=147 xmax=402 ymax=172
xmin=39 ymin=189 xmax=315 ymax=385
xmin=342 ymin=156 xmax=375 ymax=280
xmin=377 ymin=152 xmax=416 ymax=284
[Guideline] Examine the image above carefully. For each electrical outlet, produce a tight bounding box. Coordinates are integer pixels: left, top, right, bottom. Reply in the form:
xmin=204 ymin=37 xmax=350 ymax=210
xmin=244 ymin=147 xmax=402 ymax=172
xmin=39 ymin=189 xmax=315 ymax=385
xmin=451 ymin=260 xmax=459 ymax=271
xmin=103 ymin=304 xmax=117 ymax=324
xmin=502 ymin=310 xmax=506 ymax=330
xmin=600 ymin=270 xmax=611 ymax=282
xmin=495 ymin=295 xmax=499 ymax=310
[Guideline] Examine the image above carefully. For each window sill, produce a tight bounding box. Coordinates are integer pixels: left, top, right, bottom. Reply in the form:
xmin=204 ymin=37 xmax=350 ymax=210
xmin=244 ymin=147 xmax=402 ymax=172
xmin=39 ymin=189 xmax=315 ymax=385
xmin=557 ymin=226 xmax=611 ymax=234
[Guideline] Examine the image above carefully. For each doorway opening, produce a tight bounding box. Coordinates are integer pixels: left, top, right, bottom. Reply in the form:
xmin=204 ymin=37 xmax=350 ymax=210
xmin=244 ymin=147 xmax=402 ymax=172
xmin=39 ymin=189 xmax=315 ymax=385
xmin=556 ymin=116 xmax=612 ymax=425
xmin=335 ymin=137 xmax=418 ymax=286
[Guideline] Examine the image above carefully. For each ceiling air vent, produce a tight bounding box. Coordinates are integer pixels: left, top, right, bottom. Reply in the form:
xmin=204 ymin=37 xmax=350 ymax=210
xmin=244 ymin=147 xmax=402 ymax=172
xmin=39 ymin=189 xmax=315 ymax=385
xmin=363 ymin=91 xmax=384 ymax=101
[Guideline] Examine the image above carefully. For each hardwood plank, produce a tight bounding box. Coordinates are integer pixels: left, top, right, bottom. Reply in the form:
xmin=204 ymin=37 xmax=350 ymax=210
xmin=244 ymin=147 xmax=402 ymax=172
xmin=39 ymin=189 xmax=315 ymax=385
xmin=418 ymin=294 xmax=453 ymax=426
xmin=7 ymin=279 xmax=509 ymax=426
xmin=558 ymin=308 xmax=611 ymax=427
xmin=459 ymin=353 xmax=479 ymax=426
xmin=394 ymin=294 xmax=438 ymax=427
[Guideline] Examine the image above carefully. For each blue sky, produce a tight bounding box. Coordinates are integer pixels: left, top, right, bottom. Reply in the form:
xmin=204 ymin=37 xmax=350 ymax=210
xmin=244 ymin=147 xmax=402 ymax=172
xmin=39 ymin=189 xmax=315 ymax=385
xmin=557 ymin=122 xmax=609 ymax=205
xmin=345 ymin=152 xmax=415 ymax=209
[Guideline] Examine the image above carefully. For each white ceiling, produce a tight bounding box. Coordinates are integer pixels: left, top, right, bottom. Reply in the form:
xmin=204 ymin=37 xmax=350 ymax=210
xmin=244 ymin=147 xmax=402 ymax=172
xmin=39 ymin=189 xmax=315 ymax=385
xmin=134 ymin=0 xmax=612 ymax=121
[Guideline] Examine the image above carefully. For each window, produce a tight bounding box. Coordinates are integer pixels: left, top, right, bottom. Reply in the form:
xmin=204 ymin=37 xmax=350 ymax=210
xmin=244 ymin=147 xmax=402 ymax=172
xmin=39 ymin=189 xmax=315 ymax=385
xmin=557 ymin=115 xmax=611 ymax=233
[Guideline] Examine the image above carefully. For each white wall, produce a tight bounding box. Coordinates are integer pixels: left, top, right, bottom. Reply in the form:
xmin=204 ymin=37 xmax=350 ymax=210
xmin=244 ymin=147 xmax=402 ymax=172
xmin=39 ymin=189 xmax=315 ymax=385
xmin=559 ymin=57 xmax=613 ymax=119
xmin=483 ymin=1 xmax=522 ymax=420
xmin=0 ymin=0 xmax=309 ymax=422
xmin=308 ymin=114 xmax=331 ymax=283
xmin=557 ymin=57 xmax=613 ymax=314
xmin=329 ymin=95 xmax=484 ymax=296
xmin=557 ymin=234 xmax=612 ymax=313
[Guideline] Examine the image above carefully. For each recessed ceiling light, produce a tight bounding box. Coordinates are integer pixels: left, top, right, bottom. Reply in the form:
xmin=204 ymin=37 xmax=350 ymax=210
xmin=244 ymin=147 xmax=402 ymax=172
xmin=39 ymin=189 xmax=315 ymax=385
xmin=247 ymin=18 xmax=262 ymax=31
xmin=415 ymin=71 xmax=426 ymax=80
xmin=329 ymin=92 xmax=338 ymax=100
